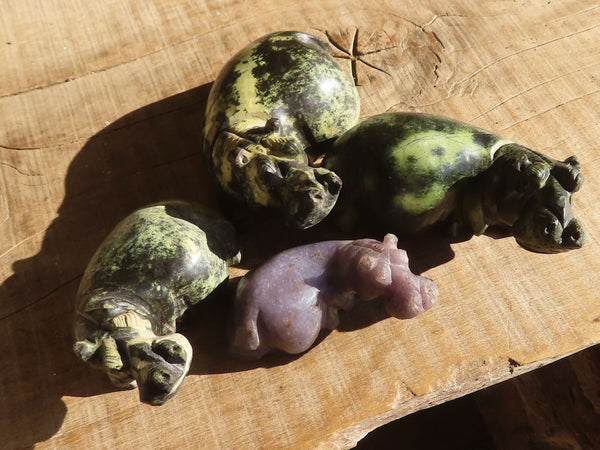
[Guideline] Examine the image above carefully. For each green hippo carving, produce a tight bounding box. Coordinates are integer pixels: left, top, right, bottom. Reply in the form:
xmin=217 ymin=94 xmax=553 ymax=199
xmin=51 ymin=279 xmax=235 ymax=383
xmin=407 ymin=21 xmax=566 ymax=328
xmin=73 ymin=201 xmax=240 ymax=405
xmin=204 ymin=31 xmax=360 ymax=229
xmin=322 ymin=112 xmax=584 ymax=253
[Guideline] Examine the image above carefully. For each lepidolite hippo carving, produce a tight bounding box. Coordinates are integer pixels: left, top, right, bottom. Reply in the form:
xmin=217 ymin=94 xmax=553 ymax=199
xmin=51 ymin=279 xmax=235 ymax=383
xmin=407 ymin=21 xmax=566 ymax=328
xmin=73 ymin=201 xmax=240 ymax=405
xmin=203 ymin=31 xmax=360 ymax=229
xmin=230 ymin=234 xmax=438 ymax=359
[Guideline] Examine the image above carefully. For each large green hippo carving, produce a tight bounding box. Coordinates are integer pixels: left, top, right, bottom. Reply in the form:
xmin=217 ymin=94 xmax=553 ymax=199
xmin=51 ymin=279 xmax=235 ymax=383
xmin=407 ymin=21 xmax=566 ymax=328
xmin=204 ymin=31 xmax=360 ymax=229
xmin=323 ymin=112 xmax=584 ymax=253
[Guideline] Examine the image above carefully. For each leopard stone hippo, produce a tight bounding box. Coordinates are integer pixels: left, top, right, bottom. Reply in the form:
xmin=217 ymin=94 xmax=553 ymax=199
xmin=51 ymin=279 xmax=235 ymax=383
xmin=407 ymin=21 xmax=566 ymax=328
xmin=230 ymin=233 xmax=438 ymax=359
xmin=73 ymin=201 xmax=240 ymax=405
xmin=323 ymin=112 xmax=584 ymax=253
xmin=204 ymin=31 xmax=360 ymax=229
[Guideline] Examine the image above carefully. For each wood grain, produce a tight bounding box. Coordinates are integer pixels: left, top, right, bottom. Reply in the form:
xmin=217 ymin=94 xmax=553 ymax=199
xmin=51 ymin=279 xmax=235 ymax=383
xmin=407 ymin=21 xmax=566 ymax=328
xmin=1 ymin=1 xmax=600 ymax=448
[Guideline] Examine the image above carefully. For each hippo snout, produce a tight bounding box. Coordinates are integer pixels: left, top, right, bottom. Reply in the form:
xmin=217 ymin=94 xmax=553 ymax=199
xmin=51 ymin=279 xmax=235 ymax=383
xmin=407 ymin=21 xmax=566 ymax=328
xmin=139 ymin=365 xmax=184 ymax=406
xmin=384 ymin=276 xmax=438 ymax=320
xmin=283 ymin=167 xmax=342 ymax=229
xmin=514 ymin=211 xmax=585 ymax=253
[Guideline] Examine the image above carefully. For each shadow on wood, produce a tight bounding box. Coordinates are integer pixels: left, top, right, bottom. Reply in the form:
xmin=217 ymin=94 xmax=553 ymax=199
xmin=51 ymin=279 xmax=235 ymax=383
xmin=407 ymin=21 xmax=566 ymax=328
xmin=0 ymin=83 xmax=214 ymax=448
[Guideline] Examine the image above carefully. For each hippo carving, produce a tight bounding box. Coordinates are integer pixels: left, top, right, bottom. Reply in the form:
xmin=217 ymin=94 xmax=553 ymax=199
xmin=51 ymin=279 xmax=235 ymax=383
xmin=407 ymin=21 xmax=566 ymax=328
xmin=230 ymin=233 xmax=438 ymax=359
xmin=73 ymin=201 xmax=240 ymax=405
xmin=203 ymin=31 xmax=360 ymax=229
xmin=323 ymin=112 xmax=585 ymax=253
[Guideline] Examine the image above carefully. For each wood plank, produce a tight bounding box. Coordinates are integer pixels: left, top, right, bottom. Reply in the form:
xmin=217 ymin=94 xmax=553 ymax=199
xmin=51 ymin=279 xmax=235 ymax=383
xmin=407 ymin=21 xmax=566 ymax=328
xmin=2 ymin=1 xmax=600 ymax=448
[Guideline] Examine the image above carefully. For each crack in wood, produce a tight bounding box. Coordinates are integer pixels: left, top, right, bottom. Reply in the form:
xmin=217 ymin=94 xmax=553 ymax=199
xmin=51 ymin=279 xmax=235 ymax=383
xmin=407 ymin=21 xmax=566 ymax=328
xmin=0 ymin=161 xmax=42 ymax=177
xmin=449 ymin=22 xmax=600 ymax=96
xmin=503 ymin=89 xmax=600 ymax=131
xmin=316 ymin=27 xmax=394 ymax=86
xmin=0 ymin=273 xmax=82 ymax=321
xmin=469 ymin=62 xmax=600 ymax=122
xmin=0 ymin=94 xmax=208 ymax=152
xmin=0 ymin=144 xmax=43 ymax=151
xmin=0 ymin=35 xmax=202 ymax=100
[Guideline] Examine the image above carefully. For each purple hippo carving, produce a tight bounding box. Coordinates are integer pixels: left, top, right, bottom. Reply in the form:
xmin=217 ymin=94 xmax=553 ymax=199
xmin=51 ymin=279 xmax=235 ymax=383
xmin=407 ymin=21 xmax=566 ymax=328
xmin=230 ymin=234 xmax=438 ymax=359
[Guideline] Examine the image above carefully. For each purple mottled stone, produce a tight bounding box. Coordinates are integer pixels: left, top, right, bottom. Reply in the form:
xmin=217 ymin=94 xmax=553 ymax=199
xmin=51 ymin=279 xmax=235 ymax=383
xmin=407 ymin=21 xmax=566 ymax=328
xmin=230 ymin=234 xmax=438 ymax=359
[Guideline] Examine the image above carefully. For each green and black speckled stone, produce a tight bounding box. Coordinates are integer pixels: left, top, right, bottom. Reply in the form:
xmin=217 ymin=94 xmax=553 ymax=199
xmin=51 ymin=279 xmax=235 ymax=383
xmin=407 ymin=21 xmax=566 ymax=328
xmin=323 ymin=112 xmax=585 ymax=253
xmin=204 ymin=31 xmax=360 ymax=153
xmin=323 ymin=112 xmax=504 ymax=232
xmin=75 ymin=201 xmax=240 ymax=336
xmin=202 ymin=31 xmax=360 ymax=224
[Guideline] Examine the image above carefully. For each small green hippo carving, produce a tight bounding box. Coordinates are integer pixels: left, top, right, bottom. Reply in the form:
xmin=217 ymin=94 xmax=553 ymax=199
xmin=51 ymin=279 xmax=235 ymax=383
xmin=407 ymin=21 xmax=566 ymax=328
xmin=73 ymin=201 xmax=240 ymax=405
xmin=322 ymin=112 xmax=584 ymax=253
xmin=204 ymin=31 xmax=360 ymax=229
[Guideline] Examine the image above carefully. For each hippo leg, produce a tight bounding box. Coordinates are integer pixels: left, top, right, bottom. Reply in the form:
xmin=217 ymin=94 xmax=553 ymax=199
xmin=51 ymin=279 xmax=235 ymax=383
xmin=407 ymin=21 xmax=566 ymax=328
xmin=383 ymin=271 xmax=438 ymax=319
xmin=245 ymin=118 xmax=307 ymax=160
xmin=319 ymin=288 xmax=358 ymax=329
xmin=73 ymin=333 xmax=136 ymax=388
xmin=256 ymin=289 xmax=324 ymax=356
xmin=321 ymin=305 xmax=340 ymax=329
xmin=270 ymin=307 xmax=323 ymax=355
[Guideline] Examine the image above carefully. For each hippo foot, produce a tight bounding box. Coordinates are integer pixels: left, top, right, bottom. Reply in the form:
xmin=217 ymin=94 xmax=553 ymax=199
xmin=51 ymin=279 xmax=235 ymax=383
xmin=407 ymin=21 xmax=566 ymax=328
xmin=245 ymin=118 xmax=307 ymax=160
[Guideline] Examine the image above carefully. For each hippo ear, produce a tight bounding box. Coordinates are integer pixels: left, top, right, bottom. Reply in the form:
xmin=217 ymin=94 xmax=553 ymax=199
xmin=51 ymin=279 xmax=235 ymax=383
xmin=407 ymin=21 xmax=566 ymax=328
xmin=552 ymin=155 xmax=583 ymax=193
xmin=383 ymin=234 xmax=399 ymax=248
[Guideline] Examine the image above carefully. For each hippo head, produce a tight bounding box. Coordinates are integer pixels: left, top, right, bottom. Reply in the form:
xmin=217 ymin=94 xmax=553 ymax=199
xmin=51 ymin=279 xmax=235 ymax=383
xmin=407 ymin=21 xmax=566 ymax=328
xmin=280 ymin=166 xmax=342 ymax=229
xmin=227 ymin=142 xmax=341 ymax=229
xmin=382 ymin=234 xmax=438 ymax=319
xmin=383 ymin=273 xmax=438 ymax=319
xmin=125 ymin=333 xmax=192 ymax=406
xmin=345 ymin=234 xmax=438 ymax=318
xmin=512 ymin=174 xmax=584 ymax=253
xmin=211 ymin=118 xmax=342 ymax=229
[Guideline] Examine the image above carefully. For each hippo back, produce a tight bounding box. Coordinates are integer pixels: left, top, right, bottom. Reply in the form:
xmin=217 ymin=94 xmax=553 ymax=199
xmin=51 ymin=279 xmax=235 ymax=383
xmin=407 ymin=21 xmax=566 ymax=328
xmin=204 ymin=31 xmax=360 ymax=154
xmin=76 ymin=201 xmax=240 ymax=336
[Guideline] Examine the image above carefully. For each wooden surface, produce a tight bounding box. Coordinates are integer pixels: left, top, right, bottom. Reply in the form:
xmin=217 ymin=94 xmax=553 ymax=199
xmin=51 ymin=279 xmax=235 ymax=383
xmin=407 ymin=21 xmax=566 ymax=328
xmin=1 ymin=1 xmax=599 ymax=448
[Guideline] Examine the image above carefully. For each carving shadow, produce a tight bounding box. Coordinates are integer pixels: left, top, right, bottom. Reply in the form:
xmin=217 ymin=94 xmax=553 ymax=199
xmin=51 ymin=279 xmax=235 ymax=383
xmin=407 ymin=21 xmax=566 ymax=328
xmin=0 ymin=83 xmax=213 ymax=448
